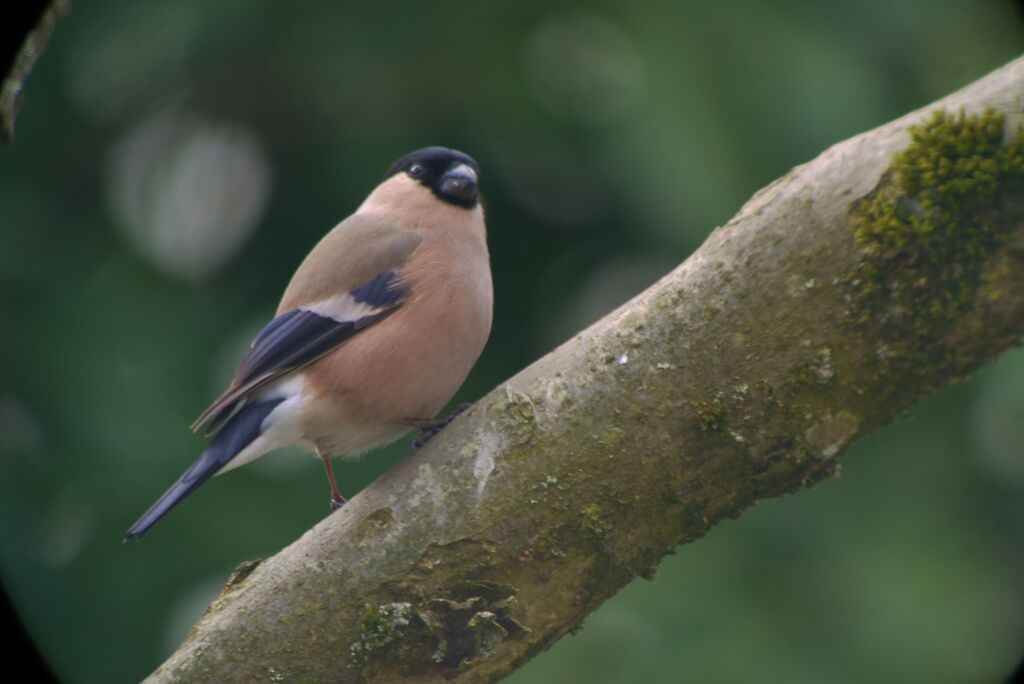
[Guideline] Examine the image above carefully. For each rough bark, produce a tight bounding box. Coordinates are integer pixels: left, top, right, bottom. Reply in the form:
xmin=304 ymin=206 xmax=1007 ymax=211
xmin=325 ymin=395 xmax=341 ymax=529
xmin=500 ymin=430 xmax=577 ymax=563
xmin=148 ymin=57 xmax=1024 ymax=683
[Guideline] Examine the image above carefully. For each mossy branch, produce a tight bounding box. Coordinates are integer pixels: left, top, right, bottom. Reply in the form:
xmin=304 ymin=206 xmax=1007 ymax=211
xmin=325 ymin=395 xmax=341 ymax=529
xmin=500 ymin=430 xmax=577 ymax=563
xmin=148 ymin=57 xmax=1024 ymax=683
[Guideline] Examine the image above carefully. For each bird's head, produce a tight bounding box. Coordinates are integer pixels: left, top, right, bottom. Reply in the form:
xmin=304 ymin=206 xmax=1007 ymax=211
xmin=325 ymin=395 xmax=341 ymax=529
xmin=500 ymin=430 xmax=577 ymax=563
xmin=385 ymin=146 xmax=481 ymax=209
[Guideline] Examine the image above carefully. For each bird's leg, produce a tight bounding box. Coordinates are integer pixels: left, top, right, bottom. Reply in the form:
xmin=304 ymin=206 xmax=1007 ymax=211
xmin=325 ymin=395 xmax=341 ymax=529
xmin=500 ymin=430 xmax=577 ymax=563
xmin=316 ymin=446 xmax=347 ymax=510
xmin=407 ymin=403 xmax=472 ymax=450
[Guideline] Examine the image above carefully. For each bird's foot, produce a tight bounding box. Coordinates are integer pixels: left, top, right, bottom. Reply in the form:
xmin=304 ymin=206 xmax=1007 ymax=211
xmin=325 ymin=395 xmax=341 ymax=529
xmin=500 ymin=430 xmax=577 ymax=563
xmin=410 ymin=403 xmax=471 ymax=450
xmin=318 ymin=446 xmax=347 ymax=511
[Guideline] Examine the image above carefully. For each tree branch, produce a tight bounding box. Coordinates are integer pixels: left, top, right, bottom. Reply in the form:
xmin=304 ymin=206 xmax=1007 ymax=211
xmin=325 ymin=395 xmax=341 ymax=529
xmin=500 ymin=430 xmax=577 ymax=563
xmin=148 ymin=57 xmax=1024 ymax=683
xmin=0 ymin=0 xmax=68 ymax=145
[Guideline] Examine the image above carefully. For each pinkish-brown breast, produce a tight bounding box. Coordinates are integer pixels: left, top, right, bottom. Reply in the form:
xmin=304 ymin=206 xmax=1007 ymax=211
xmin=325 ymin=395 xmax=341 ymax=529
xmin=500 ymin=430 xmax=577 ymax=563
xmin=299 ymin=196 xmax=493 ymax=454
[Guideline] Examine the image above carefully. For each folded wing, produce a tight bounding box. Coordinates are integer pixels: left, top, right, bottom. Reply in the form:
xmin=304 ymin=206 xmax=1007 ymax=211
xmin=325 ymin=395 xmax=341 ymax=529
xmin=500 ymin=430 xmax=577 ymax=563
xmin=192 ymin=218 xmax=421 ymax=436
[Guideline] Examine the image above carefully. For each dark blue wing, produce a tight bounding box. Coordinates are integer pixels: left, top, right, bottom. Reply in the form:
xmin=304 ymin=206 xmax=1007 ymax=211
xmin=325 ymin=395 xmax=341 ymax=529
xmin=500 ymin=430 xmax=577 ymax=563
xmin=232 ymin=308 xmax=380 ymax=389
xmin=350 ymin=270 xmax=406 ymax=308
xmin=192 ymin=270 xmax=409 ymax=435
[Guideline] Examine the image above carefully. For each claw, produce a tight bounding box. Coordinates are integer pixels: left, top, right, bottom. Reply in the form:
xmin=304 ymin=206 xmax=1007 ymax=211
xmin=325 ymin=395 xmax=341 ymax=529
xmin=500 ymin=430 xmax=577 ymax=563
xmin=410 ymin=403 xmax=471 ymax=450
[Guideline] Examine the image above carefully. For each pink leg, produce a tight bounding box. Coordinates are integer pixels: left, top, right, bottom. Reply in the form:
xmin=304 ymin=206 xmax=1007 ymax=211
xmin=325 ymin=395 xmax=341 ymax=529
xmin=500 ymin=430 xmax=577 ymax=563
xmin=317 ymin=446 xmax=346 ymax=510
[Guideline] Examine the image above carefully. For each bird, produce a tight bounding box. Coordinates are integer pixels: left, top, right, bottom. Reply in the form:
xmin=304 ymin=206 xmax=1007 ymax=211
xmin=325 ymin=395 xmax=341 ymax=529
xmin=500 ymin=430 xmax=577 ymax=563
xmin=124 ymin=146 xmax=492 ymax=540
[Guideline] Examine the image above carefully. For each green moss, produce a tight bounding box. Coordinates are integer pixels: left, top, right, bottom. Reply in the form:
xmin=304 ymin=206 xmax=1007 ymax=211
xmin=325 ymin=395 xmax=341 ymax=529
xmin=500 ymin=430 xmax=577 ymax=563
xmin=361 ymin=606 xmax=382 ymax=632
xmin=853 ymin=110 xmax=1024 ymax=317
xmin=691 ymin=397 xmax=726 ymax=433
xmin=849 ymin=109 xmax=1024 ymax=383
xmin=350 ymin=602 xmax=416 ymax=663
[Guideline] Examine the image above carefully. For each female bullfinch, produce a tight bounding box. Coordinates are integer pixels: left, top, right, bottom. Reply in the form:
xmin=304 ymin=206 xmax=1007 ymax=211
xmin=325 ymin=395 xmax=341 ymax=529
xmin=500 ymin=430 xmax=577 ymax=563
xmin=125 ymin=147 xmax=492 ymax=540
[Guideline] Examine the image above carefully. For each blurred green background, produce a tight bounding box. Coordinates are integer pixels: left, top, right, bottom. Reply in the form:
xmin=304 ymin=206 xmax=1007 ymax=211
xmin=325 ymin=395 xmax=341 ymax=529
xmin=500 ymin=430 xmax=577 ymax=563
xmin=2 ymin=1 xmax=1023 ymax=682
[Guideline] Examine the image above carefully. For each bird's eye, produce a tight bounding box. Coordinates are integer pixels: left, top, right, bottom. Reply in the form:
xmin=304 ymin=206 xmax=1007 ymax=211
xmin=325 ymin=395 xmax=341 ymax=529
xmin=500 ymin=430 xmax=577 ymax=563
xmin=408 ymin=163 xmax=424 ymax=177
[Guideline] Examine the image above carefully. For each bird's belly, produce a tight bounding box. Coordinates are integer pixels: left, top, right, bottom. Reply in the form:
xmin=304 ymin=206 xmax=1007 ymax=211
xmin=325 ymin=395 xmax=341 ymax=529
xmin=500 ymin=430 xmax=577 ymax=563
xmin=310 ymin=421 xmax=411 ymax=458
xmin=301 ymin=282 xmax=492 ymax=456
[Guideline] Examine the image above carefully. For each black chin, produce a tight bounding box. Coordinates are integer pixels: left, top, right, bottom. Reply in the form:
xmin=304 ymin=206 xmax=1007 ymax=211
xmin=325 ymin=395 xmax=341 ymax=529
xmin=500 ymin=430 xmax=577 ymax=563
xmin=433 ymin=184 xmax=478 ymax=209
xmin=438 ymin=179 xmax=477 ymax=207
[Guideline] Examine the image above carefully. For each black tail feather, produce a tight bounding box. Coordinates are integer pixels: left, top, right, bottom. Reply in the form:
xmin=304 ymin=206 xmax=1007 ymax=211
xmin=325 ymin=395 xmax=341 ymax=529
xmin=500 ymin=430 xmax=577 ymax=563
xmin=124 ymin=399 xmax=283 ymax=541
